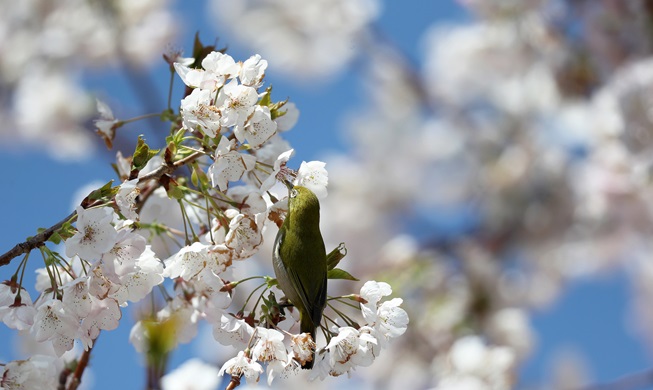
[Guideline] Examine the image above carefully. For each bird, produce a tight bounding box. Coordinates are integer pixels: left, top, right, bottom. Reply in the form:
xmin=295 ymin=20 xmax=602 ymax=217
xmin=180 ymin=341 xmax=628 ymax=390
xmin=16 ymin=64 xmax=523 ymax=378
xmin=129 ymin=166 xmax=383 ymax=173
xmin=272 ymin=182 xmax=327 ymax=369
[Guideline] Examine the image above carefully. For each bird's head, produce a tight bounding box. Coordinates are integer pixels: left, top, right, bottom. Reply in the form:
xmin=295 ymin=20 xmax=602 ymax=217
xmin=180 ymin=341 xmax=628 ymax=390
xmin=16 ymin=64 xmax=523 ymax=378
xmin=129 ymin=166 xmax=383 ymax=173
xmin=285 ymin=183 xmax=320 ymax=217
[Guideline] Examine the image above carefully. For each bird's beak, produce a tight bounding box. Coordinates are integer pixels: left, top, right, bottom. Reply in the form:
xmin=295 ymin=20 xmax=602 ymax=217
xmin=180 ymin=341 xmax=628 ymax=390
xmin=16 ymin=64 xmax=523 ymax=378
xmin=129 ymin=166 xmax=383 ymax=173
xmin=283 ymin=180 xmax=294 ymax=190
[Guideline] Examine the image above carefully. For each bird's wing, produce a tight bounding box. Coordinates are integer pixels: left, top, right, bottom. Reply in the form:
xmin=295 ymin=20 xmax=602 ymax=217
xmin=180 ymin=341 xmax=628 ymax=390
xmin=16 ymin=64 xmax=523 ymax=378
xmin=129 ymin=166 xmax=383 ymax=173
xmin=286 ymin=266 xmax=318 ymax=327
xmin=312 ymin=272 xmax=327 ymax=327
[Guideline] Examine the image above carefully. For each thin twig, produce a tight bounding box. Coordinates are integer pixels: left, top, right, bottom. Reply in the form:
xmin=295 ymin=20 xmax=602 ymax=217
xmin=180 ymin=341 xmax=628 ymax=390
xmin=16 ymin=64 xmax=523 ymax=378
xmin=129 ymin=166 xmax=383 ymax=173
xmin=0 ymin=150 xmax=203 ymax=268
xmin=0 ymin=210 xmax=75 ymax=268
xmin=67 ymin=343 xmax=94 ymax=390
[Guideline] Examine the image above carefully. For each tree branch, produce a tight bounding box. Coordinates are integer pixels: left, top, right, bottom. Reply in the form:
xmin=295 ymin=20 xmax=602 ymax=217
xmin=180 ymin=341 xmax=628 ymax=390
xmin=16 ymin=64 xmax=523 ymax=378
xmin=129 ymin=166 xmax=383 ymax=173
xmin=66 ymin=342 xmax=94 ymax=390
xmin=0 ymin=150 xmax=204 ymax=269
xmin=0 ymin=210 xmax=75 ymax=268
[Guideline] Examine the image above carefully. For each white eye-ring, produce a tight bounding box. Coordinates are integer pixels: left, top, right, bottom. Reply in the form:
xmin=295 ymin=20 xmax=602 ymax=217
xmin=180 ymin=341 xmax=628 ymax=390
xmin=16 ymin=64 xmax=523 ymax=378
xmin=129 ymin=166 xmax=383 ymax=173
xmin=290 ymin=189 xmax=298 ymax=198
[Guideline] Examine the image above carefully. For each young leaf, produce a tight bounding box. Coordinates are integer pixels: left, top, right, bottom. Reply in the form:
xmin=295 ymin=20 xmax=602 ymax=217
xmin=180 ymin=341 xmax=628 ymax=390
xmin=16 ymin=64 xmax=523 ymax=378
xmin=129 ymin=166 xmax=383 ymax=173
xmin=132 ymin=136 xmax=160 ymax=171
xmin=327 ymin=242 xmax=347 ymax=271
xmin=327 ymin=268 xmax=358 ymax=281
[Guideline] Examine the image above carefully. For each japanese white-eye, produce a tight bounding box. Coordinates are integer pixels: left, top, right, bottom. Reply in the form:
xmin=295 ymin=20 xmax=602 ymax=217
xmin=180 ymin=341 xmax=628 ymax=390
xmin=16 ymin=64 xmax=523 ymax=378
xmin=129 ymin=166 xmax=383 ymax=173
xmin=273 ymin=182 xmax=327 ymax=369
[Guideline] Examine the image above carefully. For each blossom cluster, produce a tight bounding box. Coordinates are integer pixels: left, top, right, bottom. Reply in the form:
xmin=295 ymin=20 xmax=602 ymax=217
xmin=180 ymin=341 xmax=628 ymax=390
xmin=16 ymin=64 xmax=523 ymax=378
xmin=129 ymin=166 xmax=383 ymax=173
xmin=0 ymin=48 xmax=408 ymax=389
xmin=211 ymin=281 xmax=407 ymax=386
xmin=0 ymin=0 xmax=176 ymax=160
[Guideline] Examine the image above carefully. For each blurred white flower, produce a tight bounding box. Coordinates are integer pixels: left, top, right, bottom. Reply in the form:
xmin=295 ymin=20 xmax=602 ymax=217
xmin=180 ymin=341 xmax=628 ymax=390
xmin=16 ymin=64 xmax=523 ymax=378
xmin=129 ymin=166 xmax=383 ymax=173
xmin=162 ymin=358 xmax=220 ymax=390
xmin=210 ymin=0 xmax=380 ymax=79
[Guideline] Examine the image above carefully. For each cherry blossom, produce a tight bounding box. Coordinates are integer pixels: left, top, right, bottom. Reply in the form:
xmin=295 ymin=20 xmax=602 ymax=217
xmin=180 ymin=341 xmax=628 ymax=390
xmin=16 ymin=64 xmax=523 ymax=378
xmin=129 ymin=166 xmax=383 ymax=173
xmin=238 ymin=105 xmax=277 ymax=148
xmin=0 ymin=283 xmax=36 ymax=331
xmin=207 ymin=137 xmax=257 ymax=191
xmin=291 ymin=333 xmax=316 ymax=367
xmin=218 ymin=79 xmax=258 ymax=131
xmin=94 ymin=99 xmax=119 ymax=147
xmin=164 ymin=242 xmax=212 ymax=281
xmin=79 ymin=297 xmax=121 ymax=349
xmin=175 ymin=51 xmax=239 ymax=91
xmin=239 ymin=54 xmax=268 ymax=88
xmin=218 ymin=351 xmax=264 ymax=385
xmin=65 ymin=206 xmax=119 ymax=261
xmin=180 ymin=88 xmax=223 ymax=137
xmin=0 ymin=355 xmax=61 ymax=390
xmin=31 ymin=298 xmax=79 ymax=356
xmin=116 ymin=179 xmax=140 ymax=221
xmin=111 ymin=246 xmax=164 ymax=306
xmin=161 ymin=358 xmax=220 ymax=390
xmin=294 ymin=160 xmax=329 ymax=199
xmin=259 ymin=148 xmax=294 ymax=192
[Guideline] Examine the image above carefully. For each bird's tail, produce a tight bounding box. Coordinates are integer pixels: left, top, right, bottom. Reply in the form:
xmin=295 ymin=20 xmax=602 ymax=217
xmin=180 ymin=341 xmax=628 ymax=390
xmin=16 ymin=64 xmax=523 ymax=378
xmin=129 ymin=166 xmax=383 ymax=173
xmin=300 ymin=314 xmax=317 ymax=369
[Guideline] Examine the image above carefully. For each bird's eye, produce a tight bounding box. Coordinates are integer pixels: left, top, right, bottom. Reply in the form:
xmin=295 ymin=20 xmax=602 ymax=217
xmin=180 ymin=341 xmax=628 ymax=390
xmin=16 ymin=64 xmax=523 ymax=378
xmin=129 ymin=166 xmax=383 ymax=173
xmin=290 ymin=189 xmax=298 ymax=198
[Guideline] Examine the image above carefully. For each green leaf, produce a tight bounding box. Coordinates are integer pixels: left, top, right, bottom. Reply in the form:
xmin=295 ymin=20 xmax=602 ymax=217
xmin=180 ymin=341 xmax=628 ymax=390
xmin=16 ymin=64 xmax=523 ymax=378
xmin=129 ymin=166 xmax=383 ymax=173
xmin=327 ymin=243 xmax=347 ymax=270
xmin=160 ymin=108 xmax=177 ymax=123
xmin=48 ymin=231 xmax=63 ymax=245
xmin=166 ymin=128 xmax=186 ymax=146
xmin=270 ymin=98 xmax=290 ymax=120
xmin=266 ymin=277 xmax=278 ymax=288
xmin=327 ymin=268 xmax=358 ymax=281
xmin=191 ymin=164 xmax=209 ymax=188
xmin=55 ymin=221 xmax=76 ymax=241
xmin=167 ymin=183 xmax=185 ymax=200
xmin=258 ymin=86 xmax=272 ymax=107
xmin=80 ymin=181 xmax=117 ymax=208
xmin=87 ymin=180 xmax=116 ymax=201
xmin=132 ymin=136 xmax=160 ymax=171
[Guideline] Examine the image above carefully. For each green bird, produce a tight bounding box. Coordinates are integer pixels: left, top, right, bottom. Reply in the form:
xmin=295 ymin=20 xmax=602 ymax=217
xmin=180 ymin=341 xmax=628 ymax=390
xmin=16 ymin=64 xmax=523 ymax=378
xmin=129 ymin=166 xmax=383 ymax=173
xmin=273 ymin=182 xmax=327 ymax=369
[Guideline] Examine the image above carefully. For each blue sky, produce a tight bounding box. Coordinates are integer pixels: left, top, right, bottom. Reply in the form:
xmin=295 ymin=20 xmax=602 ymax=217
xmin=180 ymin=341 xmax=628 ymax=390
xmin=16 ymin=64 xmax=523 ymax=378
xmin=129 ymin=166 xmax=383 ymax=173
xmin=0 ymin=1 xmax=650 ymax=389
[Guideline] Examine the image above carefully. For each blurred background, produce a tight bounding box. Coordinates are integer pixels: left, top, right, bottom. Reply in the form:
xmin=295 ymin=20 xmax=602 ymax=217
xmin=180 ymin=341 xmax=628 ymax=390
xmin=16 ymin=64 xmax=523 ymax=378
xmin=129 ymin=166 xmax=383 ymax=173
xmin=2 ymin=0 xmax=653 ymax=388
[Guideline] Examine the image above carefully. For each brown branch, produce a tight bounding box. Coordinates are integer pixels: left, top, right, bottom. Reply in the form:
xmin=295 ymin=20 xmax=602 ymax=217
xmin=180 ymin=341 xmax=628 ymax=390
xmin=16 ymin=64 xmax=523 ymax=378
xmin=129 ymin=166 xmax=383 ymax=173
xmin=66 ymin=342 xmax=94 ymax=390
xmin=0 ymin=150 xmax=204 ymax=268
xmin=0 ymin=210 xmax=75 ymax=268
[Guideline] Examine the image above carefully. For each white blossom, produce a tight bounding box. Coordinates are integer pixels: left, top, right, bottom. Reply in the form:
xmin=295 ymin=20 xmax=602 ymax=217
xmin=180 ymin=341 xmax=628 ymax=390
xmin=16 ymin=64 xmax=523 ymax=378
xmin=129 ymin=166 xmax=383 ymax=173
xmin=324 ymin=326 xmax=376 ymax=376
xmin=359 ymin=281 xmax=408 ymax=345
xmin=162 ymin=358 xmax=220 ymax=390
xmin=218 ymin=351 xmax=264 ymax=385
xmin=94 ymin=99 xmax=119 ymax=141
xmin=224 ymin=211 xmax=266 ymax=259
xmin=291 ymin=333 xmax=316 ymax=367
xmin=79 ymin=297 xmax=121 ymax=349
xmin=238 ymin=105 xmax=277 ymax=148
xmin=164 ymin=242 xmax=212 ymax=280
xmin=111 ymin=246 xmax=164 ymax=306
xmin=65 ymin=206 xmax=119 ymax=261
xmin=31 ymin=299 xmax=78 ymax=356
xmin=0 ymin=283 xmax=36 ymax=331
xmin=239 ymin=54 xmax=268 ymax=87
xmin=251 ymin=327 xmax=288 ymax=363
xmin=259 ymin=148 xmax=294 ymax=192
xmin=0 ymin=355 xmax=61 ymax=390
xmin=218 ymin=79 xmax=258 ymax=131
xmin=180 ymin=88 xmax=223 ymax=138
xmin=61 ymin=277 xmax=92 ymax=318
xmin=210 ymin=315 xmax=255 ymax=349
xmin=294 ymin=160 xmax=328 ymax=199
xmin=176 ymin=51 xmax=239 ymax=91
xmin=116 ymin=179 xmax=140 ymax=221
xmin=208 ymin=137 xmax=257 ymax=191
xmin=101 ymin=229 xmax=147 ymax=283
